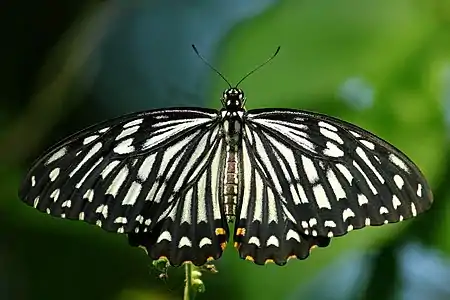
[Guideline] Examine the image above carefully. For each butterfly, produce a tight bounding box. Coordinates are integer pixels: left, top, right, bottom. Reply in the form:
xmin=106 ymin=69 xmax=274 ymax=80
xmin=18 ymin=46 xmax=433 ymax=266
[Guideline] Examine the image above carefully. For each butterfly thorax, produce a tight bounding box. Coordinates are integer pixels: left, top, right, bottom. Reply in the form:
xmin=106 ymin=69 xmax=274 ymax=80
xmin=220 ymin=88 xmax=246 ymax=222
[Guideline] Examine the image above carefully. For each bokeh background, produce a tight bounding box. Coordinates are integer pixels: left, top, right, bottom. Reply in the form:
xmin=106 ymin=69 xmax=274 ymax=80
xmin=1 ymin=0 xmax=450 ymax=299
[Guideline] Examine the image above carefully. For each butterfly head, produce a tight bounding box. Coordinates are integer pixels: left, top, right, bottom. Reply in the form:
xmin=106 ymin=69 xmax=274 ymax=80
xmin=223 ymin=88 xmax=245 ymax=109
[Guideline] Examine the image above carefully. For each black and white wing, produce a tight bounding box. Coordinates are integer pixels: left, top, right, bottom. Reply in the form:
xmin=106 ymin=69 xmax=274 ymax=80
xmin=234 ymin=108 xmax=432 ymax=265
xmin=19 ymin=108 xmax=229 ymax=266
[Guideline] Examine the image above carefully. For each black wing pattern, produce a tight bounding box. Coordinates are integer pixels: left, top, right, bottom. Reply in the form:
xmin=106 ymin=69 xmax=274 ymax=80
xmin=19 ymin=108 xmax=229 ymax=266
xmin=234 ymin=108 xmax=432 ymax=264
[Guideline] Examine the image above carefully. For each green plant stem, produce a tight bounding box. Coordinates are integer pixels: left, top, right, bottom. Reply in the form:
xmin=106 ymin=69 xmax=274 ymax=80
xmin=184 ymin=262 xmax=194 ymax=300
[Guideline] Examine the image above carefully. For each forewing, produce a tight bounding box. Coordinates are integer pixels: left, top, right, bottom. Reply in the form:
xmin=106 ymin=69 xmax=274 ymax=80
xmin=241 ymin=108 xmax=432 ymax=240
xmin=19 ymin=108 xmax=229 ymax=266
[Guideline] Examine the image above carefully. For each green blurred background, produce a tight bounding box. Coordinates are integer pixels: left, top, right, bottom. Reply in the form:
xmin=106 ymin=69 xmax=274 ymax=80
xmin=2 ymin=0 xmax=450 ymax=299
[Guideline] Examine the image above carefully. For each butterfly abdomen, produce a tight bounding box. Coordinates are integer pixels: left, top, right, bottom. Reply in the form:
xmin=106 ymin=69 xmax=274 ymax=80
xmin=224 ymin=147 xmax=239 ymax=221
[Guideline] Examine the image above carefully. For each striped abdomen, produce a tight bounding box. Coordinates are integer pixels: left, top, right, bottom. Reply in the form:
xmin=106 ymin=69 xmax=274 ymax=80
xmin=224 ymin=146 xmax=239 ymax=222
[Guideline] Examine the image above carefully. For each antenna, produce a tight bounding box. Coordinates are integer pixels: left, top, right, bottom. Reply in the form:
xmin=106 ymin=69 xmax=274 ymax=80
xmin=192 ymin=44 xmax=232 ymax=88
xmin=235 ymin=46 xmax=280 ymax=87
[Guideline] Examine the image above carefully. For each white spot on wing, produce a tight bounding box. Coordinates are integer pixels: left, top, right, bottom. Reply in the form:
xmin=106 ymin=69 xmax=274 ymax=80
xmin=343 ymin=208 xmax=355 ymax=221
xmin=49 ymin=168 xmax=60 ymax=182
xmin=248 ymin=236 xmax=261 ymax=247
xmin=417 ymin=184 xmax=423 ymax=197
xmin=286 ymin=229 xmax=301 ymax=242
xmin=392 ymin=195 xmax=401 ymax=209
xmin=179 ymin=237 xmax=192 ymax=248
xmin=50 ymin=189 xmax=60 ymax=201
xmin=357 ymin=194 xmax=369 ymax=206
xmin=157 ymin=231 xmax=172 ymax=243
xmin=324 ymin=220 xmax=336 ymax=227
xmin=266 ymin=235 xmax=280 ymax=247
xmin=411 ymin=202 xmax=417 ymax=216
xmin=393 ymin=175 xmax=404 ymax=189
xmin=199 ymin=237 xmax=212 ymax=248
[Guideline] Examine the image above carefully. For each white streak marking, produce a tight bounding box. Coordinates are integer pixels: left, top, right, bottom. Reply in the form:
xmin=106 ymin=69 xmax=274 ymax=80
xmin=181 ymin=188 xmax=193 ymax=224
xmin=46 ymin=147 xmax=68 ymax=165
xmin=389 ymin=154 xmax=410 ymax=173
xmin=353 ymin=161 xmax=378 ymax=195
xmin=116 ymin=126 xmax=139 ymax=140
xmin=76 ymin=157 xmax=103 ymax=188
xmin=323 ymin=141 xmax=344 ymax=157
xmin=101 ymin=161 xmax=120 ymax=179
xmin=320 ymin=128 xmax=344 ymax=144
xmin=83 ymin=135 xmax=99 ymax=145
xmin=106 ymin=166 xmax=129 ymax=197
xmin=360 ymin=140 xmax=375 ymax=150
xmin=356 ymin=147 xmax=384 ymax=183
xmin=326 ymin=169 xmax=346 ymax=200
xmin=252 ymin=172 xmax=263 ymax=222
xmin=122 ymin=181 xmax=142 ymax=205
xmin=318 ymin=121 xmax=338 ymax=131
xmin=69 ymin=143 xmax=102 ymax=177
xmin=302 ymin=155 xmax=319 ymax=183
xmin=33 ymin=197 xmax=39 ymax=208
xmin=197 ymin=172 xmax=208 ymax=223
xmin=137 ymin=155 xmax=156 ymax=181
xmin=31 ymin=176 xmax=36 ymax=187
xmin=123 ymin=118 xmax=143 ymax=128
xmin=267 ymin=188 xmax=278 ymax=223
xmin=336 ymin=164 xmax=353 ymax=183
xmin=313 ymin=184 xmax=331 ymax=209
